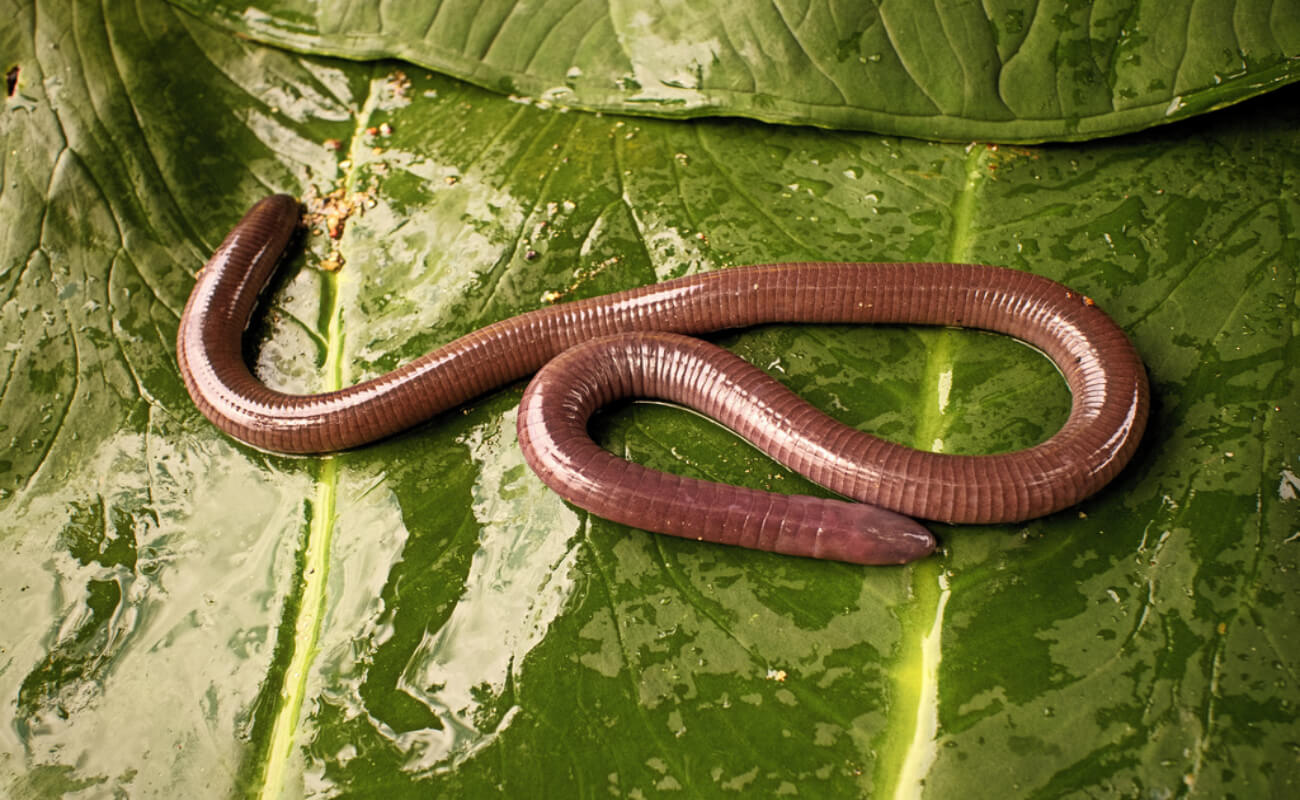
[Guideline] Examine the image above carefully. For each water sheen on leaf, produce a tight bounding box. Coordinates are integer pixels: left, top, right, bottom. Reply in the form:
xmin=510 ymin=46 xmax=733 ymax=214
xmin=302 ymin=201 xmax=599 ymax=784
xmin=165 ymin=0 xmax=1300 ymax=142
xmin=0 ymin=0 xmax=1297 ymax=798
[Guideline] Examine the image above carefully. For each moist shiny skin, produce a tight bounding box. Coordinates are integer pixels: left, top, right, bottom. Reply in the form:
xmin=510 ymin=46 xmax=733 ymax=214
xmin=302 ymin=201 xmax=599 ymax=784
xmin=178 ymin=194 xmax=1150 ymax=565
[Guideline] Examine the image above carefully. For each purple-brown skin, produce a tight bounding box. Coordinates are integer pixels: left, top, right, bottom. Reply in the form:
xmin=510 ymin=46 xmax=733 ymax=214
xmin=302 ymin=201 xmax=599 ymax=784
xmin=178 ymin=195 xmax=1150 ymax=565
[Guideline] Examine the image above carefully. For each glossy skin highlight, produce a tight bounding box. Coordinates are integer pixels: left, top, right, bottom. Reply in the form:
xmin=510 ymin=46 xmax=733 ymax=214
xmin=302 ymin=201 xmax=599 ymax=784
xmin=178 ymin=195 xmax=1150 ymax=565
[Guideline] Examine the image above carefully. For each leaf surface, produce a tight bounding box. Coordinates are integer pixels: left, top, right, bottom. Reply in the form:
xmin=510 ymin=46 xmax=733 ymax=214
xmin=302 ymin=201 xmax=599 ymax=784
xmin=164 ymin=0 xmax=1300 ymax=142
xmin=1 ymin=1 xmax=1297 ymax=798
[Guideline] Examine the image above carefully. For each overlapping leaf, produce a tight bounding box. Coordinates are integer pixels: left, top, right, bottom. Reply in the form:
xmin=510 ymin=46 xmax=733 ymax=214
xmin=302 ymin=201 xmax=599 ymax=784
xmin=167 ymin=0 xmax=1300 ymax=142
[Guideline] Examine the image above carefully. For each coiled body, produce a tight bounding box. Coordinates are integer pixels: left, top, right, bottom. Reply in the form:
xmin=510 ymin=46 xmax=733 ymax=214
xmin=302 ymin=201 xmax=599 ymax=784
xmin=178 ymin=195 xmax=1149 ymax=564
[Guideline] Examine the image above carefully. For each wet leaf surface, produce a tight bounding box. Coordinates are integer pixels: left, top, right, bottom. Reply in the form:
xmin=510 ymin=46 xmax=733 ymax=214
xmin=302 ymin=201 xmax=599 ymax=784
xmin=165 ymin=0 xmax=1300 ymax=142
xmin=1 ymin=1 xmax=1297 ymax=798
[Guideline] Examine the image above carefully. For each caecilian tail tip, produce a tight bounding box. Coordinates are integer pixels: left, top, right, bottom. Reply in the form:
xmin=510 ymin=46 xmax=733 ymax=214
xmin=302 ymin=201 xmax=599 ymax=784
xmin=808 ymin=501 xmax=937 ymax=566
xmin=856 ymin=520 xmax=936 ymax=566
xmin=890 ymin=524 xmax=938 ymax=564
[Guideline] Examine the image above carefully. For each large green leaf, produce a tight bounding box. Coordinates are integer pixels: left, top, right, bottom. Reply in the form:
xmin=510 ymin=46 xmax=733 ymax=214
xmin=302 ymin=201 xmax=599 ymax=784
xmin=2 ymin=1 xmax=1297 ymax=798
xmin=165 ymin=0 xmax=1300 ymax=142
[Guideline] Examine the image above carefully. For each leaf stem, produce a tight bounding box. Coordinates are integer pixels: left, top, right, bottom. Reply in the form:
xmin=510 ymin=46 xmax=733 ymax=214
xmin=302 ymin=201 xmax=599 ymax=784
xmin=877 ymin=143 xmax=986 ymax=797
xmin=256 ymin=68 xmax=382 ymax=800
xmin=257 ymin=276 xmax=345 ymax=799
xmin=259 ymin=456 xmax=338 ymax=799
xmin=890 ymin=566 xmax=951 ymax=800
xmin=912 ymin=144 xmax=986 ymax=454
xmin=946 ymin=144 xmax=986 ymax=264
